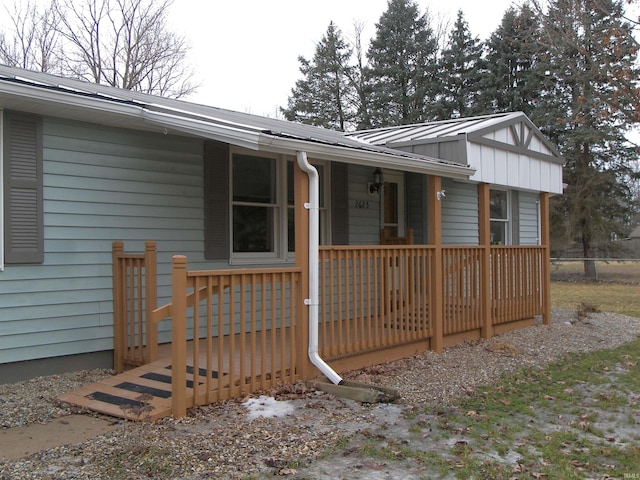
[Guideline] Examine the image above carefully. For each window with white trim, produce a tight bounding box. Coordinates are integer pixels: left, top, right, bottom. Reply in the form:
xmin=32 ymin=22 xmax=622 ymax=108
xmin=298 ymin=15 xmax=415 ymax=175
xmin=229 ymin=151 xmax=328 ymax=263
xmin=489 ymin=189 xmax=510 ymax=245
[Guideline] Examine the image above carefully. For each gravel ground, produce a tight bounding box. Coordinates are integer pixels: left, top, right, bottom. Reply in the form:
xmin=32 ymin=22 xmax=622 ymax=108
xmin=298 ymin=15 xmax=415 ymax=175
xmin=1 ymin=308 xmax=640 ymax=479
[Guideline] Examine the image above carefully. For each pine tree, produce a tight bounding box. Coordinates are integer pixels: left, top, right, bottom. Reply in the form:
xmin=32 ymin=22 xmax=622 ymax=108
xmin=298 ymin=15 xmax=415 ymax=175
xmin=483 ymin=4 xmax=546 ymax=118
xmin=281 ymin=22 xmax=355 ymax=131
xmin=433 ymin=10 xmax=489 ymax=119
xmin=366 ymin=0 xmax=438 ymax=126
xmin=536 ymin=0 xmax=640 ymax=277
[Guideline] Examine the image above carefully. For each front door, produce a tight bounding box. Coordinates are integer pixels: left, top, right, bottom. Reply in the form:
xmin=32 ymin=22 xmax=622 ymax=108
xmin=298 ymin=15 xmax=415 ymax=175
xmin=382 ymin=171 xmax=405 ymax=237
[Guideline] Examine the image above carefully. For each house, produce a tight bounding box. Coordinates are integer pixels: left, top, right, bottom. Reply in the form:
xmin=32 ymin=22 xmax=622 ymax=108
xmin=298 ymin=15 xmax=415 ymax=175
xmin=623 ymin=225 xmax=640 ymax=258
xmin=0 ymin=65 xmax=563 ymax=416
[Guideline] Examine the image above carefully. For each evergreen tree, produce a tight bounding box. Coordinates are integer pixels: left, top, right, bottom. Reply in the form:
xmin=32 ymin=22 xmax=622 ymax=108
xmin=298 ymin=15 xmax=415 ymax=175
xmin=483 ymin=4 xmax=546 ymax=118
xmin=433 ymin=10 xmax=489 ymax=119
xmin=536 ymin=0 xmax=640 ymax=277
xmin=281 ymin=22 xmax=356 ymax=131
xmin=366 ymin=0 xmax=438 ymax=126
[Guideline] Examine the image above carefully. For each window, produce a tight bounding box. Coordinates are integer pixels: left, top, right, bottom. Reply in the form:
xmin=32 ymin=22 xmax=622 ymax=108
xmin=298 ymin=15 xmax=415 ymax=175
xmin=490 ymin=189 xmax=509 ymax=245
xmin=232 ymin=154 xmax=277 ymax=254
xmin=226 ymin=151 xmax=328 ymax=263
xmin=206 ymin=145 xmax=327 ymax=262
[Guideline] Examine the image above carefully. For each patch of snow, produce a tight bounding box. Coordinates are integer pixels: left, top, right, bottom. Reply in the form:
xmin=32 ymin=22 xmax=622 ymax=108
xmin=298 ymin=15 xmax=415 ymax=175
xmin=242 ymin=395 xmax=295 ymax=420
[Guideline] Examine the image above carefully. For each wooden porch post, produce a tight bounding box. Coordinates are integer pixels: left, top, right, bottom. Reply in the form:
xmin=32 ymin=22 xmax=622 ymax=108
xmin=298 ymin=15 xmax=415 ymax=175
xmin=478 ymin=183 xmax=493 ymax=338
xmin=144 ymin=241 xmax=158 ymax=363
xmin=112 ymin=241 xmax=125 ymax=373
xmin=428 ymin=176 xmax=443 ymax=353
xmin=171 ymin=255 xmax=188 ymax=418
xmin=294 ymin=158 xmax=312 ymax=379
xmin=539 ymin=192 xmax=552 ymax=325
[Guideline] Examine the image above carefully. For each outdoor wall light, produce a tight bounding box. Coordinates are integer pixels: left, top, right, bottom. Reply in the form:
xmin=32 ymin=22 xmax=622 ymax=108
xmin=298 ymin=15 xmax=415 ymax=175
xmin=369 ymin=168 xmax=383 ymax=194
xmin=436 ymin=189 xmax=446 ymax=201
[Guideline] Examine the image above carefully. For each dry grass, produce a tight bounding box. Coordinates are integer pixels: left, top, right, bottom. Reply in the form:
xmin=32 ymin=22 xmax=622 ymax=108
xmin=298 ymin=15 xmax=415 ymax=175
xmin=550 ymin=260 xmax=640 ymax=283
xmin=551 ymin=282 xmax=640 ymax=319
xmin=550 ymin=260 xmax=640 ymax=319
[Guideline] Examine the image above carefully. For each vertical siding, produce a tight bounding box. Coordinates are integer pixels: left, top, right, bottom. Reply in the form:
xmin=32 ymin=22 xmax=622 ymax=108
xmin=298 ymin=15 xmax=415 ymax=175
xmin=468 ymin=141 xmax=563 ymax=195
xmin=0 ymin=117 xmax=210 ymax=364
xmin=441 ymin=179 xmax=479 ymax=245
xmin=347 ymin=164 xmax=381 ymax=245
xmin=519 ymin=191 xmax=540 ymax=245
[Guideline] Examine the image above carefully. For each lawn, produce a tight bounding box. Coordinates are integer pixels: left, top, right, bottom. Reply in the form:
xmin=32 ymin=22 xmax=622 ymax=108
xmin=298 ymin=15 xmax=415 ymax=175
xmin=551 ymin=282 xmax=640 ymax=319
xmin=550 ymin=259 xmax=640 ymax=319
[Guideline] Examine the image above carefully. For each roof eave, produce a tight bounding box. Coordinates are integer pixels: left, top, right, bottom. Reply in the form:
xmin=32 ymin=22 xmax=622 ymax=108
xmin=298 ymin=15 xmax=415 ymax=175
xmin=259 ymin=135 xmax=475 ymax=179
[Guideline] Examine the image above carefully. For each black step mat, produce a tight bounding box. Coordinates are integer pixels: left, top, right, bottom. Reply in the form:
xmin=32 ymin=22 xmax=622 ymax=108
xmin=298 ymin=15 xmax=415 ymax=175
xmin=166 ymin=365 xmax=224 ymax=378
xmin=140 ymin=372 xmax=196 ymax=389
xmin=85 ymin=391 xmax=148 ymax=408
xmin=115 ymin=381 xmax=171 ymax=399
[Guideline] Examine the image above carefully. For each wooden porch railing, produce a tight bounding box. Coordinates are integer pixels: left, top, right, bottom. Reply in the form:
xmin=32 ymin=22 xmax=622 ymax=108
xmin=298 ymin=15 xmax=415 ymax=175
xmin=318 ymin=245 xmax=433 ymax=360
xmin=112 ymin=241 xmax=157 ymax=373
xmin=113 ymin=242 xmax=546 ymax=418
xmin=163 ymin=257 xmax=302 ymax=418
xmin=490 ymin=246 xmax=544 ymax=323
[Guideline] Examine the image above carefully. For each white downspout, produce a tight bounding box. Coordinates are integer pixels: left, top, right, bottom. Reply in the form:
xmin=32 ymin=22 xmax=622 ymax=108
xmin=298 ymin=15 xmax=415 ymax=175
xmin=296 ymin=151 xmax=343 ymax=385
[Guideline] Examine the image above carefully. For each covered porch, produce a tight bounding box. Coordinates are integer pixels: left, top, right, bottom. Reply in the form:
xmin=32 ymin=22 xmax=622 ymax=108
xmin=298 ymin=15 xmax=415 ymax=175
xmin=61 ymin=185 xmax=550 ymax=421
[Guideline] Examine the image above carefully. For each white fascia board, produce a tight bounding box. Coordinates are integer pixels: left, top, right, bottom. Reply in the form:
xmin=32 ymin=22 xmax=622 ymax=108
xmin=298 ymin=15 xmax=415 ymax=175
xmin=259 ymin=135 xmax=475 ymax=179
xmin=0 ymin=79 xmax=143 ymax=117
xmin=141 ymin=109 xmax=262 ymax=151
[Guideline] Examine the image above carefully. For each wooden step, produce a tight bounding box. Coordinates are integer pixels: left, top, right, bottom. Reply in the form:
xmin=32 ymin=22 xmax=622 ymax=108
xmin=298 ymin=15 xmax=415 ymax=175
xmin=57 ymin=358 xmax=225 ymax=421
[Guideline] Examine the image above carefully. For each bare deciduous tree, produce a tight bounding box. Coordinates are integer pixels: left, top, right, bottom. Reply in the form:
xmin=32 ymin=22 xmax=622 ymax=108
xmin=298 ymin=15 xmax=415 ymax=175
xmin=53 ymin=0 xmax=197 ymax=97
xmin=0 ymin=0 xmax=197 ymax=98
xmin=0 ymin=1 xmax=61 ymax=73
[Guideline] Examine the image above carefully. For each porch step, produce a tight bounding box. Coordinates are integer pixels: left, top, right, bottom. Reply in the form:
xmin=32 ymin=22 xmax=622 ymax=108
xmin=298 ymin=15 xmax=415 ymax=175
xmin=57 ymin=360 xmax=225 ymax=421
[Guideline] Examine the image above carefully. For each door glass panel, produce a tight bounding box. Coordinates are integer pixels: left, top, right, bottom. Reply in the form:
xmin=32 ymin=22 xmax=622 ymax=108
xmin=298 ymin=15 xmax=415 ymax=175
xmin=384 ymin=182 xmax=398 ymax=236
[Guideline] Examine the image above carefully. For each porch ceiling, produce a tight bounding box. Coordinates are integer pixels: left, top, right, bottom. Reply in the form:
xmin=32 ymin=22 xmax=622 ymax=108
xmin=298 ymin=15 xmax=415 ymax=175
xmin=0 ymin=65 xmax=474 ymax=180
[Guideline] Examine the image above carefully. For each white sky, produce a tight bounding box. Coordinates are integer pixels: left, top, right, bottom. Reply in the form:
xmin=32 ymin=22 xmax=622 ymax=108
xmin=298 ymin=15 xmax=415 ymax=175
xmin=168 ymin=0 xmax=518 ymax=116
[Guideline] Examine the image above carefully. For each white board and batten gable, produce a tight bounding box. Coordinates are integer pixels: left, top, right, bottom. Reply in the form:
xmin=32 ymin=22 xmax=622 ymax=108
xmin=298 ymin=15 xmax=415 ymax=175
xmin=349 ymin=112 xmax=564 ymax=194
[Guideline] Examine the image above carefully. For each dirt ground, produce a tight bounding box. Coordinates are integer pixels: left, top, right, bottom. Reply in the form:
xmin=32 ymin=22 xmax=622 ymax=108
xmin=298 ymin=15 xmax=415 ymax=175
xmin=0 ymin=415 xmax=116 ymax=461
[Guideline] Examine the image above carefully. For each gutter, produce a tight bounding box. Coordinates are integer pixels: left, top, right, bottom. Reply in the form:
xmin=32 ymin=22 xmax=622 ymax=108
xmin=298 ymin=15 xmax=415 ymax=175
xmin=296 ymin=151 xmax=343 ymax=385
xmin=264 ymin=135 xmax=474 ymax=179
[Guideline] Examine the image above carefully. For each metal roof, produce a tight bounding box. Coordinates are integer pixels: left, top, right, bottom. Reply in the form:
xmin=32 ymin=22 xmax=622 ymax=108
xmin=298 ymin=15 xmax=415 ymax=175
xmin=0 ymin=65 xmax=475 ymax=179
xmin=347 ymin=113 xmax=525 ymax=145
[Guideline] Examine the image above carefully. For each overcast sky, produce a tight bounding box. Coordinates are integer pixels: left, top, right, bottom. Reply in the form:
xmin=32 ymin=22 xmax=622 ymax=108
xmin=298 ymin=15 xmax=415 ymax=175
xmin=168 ymin=0 xmax=519 ymax=116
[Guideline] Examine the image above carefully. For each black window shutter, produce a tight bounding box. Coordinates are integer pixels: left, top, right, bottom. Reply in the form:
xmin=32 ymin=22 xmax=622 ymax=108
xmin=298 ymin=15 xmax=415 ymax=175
xmin=4 ymin=113 xmax=44 ymax=264
xmin=204 ymin=141 xmax=230 ymax=260
xmin=331 ymin=162 xmax=349 ymax=245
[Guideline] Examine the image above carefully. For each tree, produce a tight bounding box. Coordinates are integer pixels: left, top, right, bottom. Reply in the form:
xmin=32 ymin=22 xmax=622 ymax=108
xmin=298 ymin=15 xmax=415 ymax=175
xmin=281 ymin=22 xmax=356 ymax=131
xmin=483 ymin=4 xmax=547 ymax=118
xmin=0 ymin=0 xmax=196 ymax=98
xmin=53 ymin=0 xmax=196 ymax=97
xmin=433 ymin=10 xmax=489 ymax=119
xmin=366 ymin=0 xmax=439 ymax=126
xmin=0 ymin=1 xmax=61 ymax=73
xmin=535 ymin=0 xmax=640 ymax=277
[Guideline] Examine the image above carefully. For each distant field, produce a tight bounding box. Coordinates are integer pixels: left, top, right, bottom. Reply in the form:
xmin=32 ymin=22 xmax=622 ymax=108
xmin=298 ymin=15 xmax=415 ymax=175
xmin=550 ymin=260 xmax=640 ymax=284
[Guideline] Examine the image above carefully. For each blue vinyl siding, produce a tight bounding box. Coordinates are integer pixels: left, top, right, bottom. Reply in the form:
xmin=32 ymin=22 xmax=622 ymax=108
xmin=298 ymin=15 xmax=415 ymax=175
xmin=441 ymin=179 xmax=479 ymax=245
xmin=519 ymin=191 xmax=540 ymax=245
xmin=347 ymin=164 xmax=381 ymax=245
xmin=0 ymin=117 xmax=209 ymax=364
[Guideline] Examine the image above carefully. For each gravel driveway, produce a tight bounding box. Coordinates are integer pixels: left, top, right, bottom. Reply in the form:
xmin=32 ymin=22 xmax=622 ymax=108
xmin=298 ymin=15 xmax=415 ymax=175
xmin=1 ymin=308 xmax=639 ymax=479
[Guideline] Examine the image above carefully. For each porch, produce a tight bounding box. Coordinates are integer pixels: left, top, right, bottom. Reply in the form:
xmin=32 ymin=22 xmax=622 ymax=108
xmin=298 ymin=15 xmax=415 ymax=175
xmin=60 ymin=238 xmax=549 ymax=420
